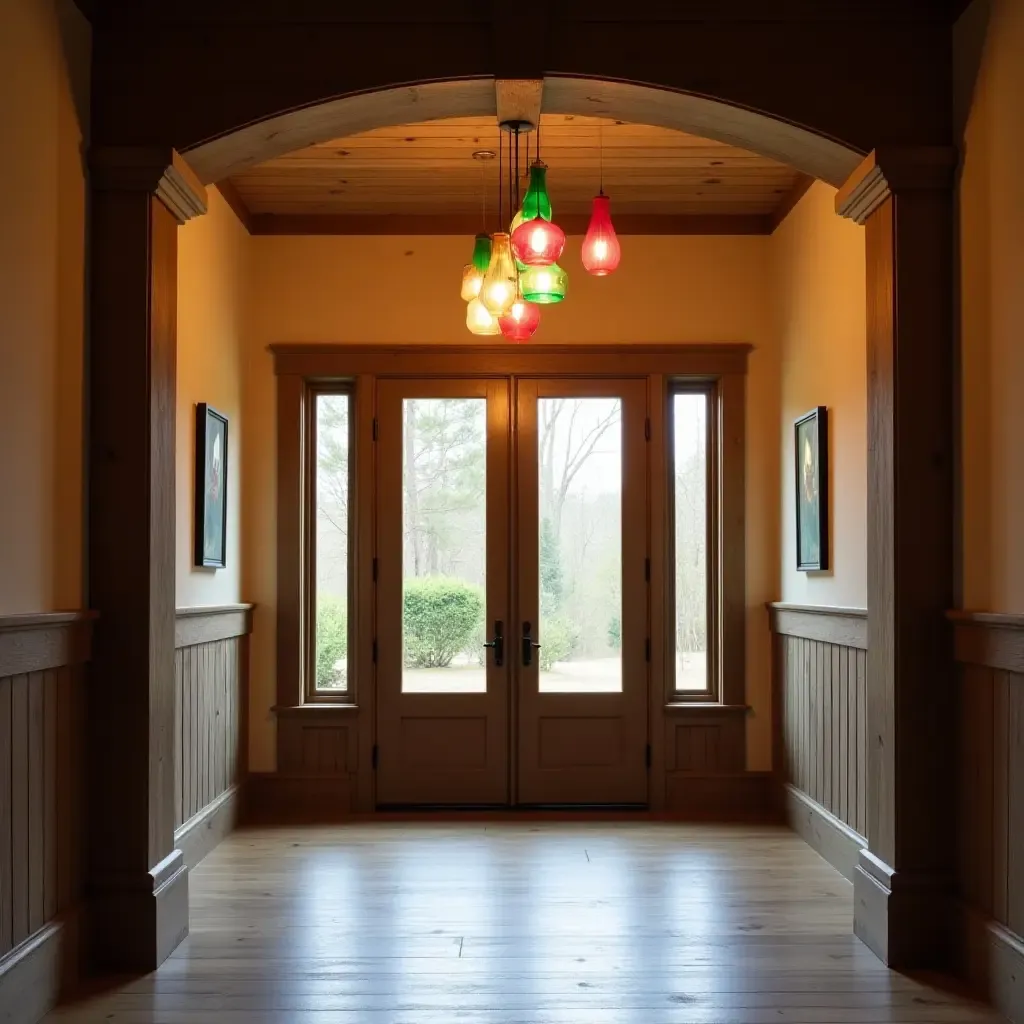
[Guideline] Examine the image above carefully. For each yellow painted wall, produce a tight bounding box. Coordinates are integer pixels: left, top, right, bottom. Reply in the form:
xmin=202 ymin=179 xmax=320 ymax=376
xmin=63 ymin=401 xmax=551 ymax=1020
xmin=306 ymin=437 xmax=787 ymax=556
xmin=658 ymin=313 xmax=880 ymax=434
xmin=176 ymin=189 xmax=249 ymax=606
xmin=772 ymin=182 xmax=868 ymax=608
xmin=957 ymin=0 xmax=1024 ymax=612
xmin=243 ymin=234 xmax=781 ymax=771
xmin=0 ymin=0 xmax=89 ymax=614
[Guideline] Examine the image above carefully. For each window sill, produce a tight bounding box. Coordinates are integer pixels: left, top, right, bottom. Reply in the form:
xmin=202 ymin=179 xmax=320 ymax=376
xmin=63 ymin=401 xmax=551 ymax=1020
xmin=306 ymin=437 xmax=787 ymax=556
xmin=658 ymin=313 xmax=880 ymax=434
xmin=274 ymin=703 xmax=359 ymax=717
xmin=663 ymin=702 xmax=750 ymax=714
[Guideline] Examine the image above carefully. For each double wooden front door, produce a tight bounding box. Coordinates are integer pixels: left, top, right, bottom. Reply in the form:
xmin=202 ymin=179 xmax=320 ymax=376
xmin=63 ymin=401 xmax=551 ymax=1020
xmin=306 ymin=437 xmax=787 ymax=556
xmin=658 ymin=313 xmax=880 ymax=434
xmin=375 ymin=377 xmax=648 ymax=806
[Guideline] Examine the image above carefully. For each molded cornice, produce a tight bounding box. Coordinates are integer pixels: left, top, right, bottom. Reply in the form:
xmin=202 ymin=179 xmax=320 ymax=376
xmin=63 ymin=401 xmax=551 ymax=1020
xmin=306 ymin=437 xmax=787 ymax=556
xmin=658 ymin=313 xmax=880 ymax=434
xmin=91 ymin=147 xmax=208 ymax=223
xmin=835 ymin=146 xmax=956 ymax=224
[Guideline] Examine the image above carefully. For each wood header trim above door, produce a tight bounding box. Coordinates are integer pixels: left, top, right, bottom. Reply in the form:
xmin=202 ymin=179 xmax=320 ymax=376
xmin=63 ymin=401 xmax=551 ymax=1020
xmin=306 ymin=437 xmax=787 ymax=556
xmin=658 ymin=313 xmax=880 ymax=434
xmin=91 ymin=147 xmax=208 ymax=223
xmin=270 ymin=343 xmax=753 ymax=378
xmin=835 ymin=146 xmax=956 ymax=224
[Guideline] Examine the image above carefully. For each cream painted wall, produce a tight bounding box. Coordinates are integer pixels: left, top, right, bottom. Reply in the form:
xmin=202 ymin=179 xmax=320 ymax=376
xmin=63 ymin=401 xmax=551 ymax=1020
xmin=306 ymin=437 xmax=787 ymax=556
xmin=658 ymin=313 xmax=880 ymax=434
xmin=0 ymin=0 xmax=89 ymax=614
xmin=243 ymin=234 xmax=781 ymax=771
xmin=772 ymin=182 xmax=868 ymax=608
xmin=176 ymin=188 xmax=249 ymax=606
xmin=956 ymin=0 xmax=1024 ymax=612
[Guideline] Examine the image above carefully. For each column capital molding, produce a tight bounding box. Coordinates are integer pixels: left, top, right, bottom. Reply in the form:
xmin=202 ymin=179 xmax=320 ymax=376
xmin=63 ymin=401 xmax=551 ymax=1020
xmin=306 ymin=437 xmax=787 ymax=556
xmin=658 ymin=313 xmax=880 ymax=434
xmin=91 ymin=147 xmax=208 ymax=223
xmin=835 ymin=146 xmax=956 ymax=224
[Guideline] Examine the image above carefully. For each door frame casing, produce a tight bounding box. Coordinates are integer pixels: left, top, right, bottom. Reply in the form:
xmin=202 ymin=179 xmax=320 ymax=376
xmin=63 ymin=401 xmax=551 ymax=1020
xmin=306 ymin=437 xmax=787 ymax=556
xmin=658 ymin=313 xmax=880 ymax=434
xmin=271 ymin=343 xmax=751 ymax=813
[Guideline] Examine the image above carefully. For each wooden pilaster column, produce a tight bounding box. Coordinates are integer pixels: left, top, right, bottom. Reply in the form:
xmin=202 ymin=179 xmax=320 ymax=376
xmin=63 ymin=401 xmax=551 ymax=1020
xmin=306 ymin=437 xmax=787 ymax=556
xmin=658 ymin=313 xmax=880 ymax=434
xmin=836 ymin=147 xmax=956 ymax=967
xmin=87 ymin=149 xmax=207 ymax=971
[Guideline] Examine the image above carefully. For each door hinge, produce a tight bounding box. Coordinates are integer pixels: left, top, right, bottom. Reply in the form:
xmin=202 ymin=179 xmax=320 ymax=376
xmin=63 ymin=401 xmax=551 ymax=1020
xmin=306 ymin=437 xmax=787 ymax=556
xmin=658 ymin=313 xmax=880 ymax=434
xmin=372 ymin=639 xmax=378 ymax=663
xmin=372 ymin=417 xmax=379 ymax=441
xmin=644 ymin=417 xmax=651 ymax=441
xmin=372 ymin=557 xmax=378 ymax=582
xmin=645 ymin=743 xmax=652 ymax=770
xmin=372 ymin=744 xmax=379 ymax=770
xmin=644 ymin=557 xmax=650 ymax=582
xmin=645 ymin=638 xmax=651 ymax=662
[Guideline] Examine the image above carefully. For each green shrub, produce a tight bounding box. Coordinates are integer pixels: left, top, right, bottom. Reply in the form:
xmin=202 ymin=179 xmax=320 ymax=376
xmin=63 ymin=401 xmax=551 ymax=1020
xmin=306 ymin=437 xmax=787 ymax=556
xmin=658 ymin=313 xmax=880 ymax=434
xmin=607 ymin=615 xmax=621 ymax=650
xmin=315 ymin=594 xmax=348 ymax=689
xmin=403 ymin=576 xmax=484 ymax=668
xmin=539 ymin=616 xmax=577 ymax=671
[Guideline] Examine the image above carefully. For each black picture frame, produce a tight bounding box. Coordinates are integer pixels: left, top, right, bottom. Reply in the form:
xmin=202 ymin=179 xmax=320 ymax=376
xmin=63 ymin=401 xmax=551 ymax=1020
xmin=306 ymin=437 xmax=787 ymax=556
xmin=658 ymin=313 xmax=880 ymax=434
xmin=194 ymin=403 xmax=229 ymax=569
xmin=794 ymin=406 xmax=829 ymax=572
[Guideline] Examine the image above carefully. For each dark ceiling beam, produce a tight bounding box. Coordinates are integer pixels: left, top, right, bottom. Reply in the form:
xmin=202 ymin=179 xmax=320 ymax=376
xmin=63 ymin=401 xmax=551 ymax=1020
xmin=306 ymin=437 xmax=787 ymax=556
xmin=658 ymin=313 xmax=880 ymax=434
xmin=245 ymin=212 xmax=774 ymax=237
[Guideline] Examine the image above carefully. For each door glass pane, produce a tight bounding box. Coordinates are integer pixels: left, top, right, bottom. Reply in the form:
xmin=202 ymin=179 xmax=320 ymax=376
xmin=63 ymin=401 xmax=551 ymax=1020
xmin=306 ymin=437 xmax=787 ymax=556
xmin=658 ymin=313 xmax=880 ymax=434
xmin=315 ymin=393 xmax=351 ymax=693
xmin=537 ymin=397 xmax=622 ymax=693
xmin=673 ymin=393 xmax=709 ymax=692
xmin=402 ymin=398 xmax=487 ymax=694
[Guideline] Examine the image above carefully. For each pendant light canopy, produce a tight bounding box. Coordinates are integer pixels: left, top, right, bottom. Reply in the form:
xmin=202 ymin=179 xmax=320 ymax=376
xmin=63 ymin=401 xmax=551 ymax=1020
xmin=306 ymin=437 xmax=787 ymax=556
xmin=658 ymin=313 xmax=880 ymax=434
xmin=479 ymin=231 xmax=518 ymax=316
xmin=511 ymin=216 xmax=566 ymax=267
xmin=498 ymin=297 xmax=541 ymax=341
xmin=520 ymin=261 xmax=568 ymax=305
xmin=466 ymin=296 xmax=501 ymax=335
xmin=460 ymin=233 xmax=492 ymax=301
xmin=581 ymin=193 xmax=621 ymax=276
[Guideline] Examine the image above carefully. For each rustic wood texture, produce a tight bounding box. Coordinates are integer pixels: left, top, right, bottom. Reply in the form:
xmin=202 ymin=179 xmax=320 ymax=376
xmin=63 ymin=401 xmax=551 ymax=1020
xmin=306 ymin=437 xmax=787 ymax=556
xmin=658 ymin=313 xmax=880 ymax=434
xmin=0 ymin=662 xmax=83 ymax=961
xmin=0 ymin=613 xmax=94 ymax=678
xmin=770 ymin=620 xmax=868 ymax=839
xmin=41 ymin=821 xmax=1003 ymax=1024
xmin=227 ymin=115 xmax=803 ymax=220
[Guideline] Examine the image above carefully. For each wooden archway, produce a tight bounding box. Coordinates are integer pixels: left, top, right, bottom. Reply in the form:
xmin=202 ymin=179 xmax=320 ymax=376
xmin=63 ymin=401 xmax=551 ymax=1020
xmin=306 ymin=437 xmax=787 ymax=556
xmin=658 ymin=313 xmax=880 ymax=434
xmin=184 ymin=76 xmax=862 ymax=187
xmin=88 ymin=55 xmax=955 ymax=976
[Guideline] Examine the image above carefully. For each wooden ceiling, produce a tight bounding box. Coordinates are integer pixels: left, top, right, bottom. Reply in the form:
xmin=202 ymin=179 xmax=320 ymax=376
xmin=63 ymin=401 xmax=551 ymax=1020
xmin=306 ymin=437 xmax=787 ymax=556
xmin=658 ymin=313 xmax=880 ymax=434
xmin=225 ymin=115 xmax=810 ymax=235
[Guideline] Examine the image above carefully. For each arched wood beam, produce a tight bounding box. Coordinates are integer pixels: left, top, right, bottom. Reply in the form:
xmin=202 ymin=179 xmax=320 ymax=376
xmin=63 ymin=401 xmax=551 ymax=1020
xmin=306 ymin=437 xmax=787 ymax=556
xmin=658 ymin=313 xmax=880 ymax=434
xmin=184 ymin=76 xmax=862 ymax=188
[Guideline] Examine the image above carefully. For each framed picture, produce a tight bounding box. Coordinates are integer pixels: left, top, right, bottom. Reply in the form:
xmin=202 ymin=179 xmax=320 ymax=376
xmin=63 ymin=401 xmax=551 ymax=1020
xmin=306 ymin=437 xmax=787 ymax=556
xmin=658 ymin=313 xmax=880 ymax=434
xmin=794 ymin=406 xmax=829 ymax=572
xmin=194 ymin=404 xmax=228 ymax=568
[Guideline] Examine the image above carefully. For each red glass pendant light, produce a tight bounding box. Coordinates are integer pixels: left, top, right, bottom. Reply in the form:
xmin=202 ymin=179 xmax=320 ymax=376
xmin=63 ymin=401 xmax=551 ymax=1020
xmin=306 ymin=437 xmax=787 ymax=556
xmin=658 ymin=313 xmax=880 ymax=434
xmin=581 ymin=192 xmax=621 ymax=276
xmin=511 ymin=215 xmax=566 ymax=267
xmin=498 ymin=297 xmax=541 ymax=342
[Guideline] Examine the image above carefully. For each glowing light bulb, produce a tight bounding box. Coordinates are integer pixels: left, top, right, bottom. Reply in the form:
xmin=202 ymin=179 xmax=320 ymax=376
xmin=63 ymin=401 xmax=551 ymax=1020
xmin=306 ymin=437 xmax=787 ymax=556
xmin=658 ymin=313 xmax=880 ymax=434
xmin=498 ymin=298 xmax=541 ymax=342
xmin=460 ymin=234 xmax=492 ymax=301
xmin=520 ymin=261 xmax=567 ymax=304
xmin=581 ymin=194 xmax=621 ymax=276
xmin=511 ymin=216 xmax=565 ymax=268
xmin=466 ymin=296 xmax=500 ymax=336
xmin=479 ymin=232 xmax=518 ymax=316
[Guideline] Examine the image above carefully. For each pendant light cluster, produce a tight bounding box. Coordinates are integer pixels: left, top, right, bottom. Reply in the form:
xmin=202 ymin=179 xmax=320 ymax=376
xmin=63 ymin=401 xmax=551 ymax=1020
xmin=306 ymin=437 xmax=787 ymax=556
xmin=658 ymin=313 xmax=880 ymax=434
xmin=461 ymin=118 xmax=621 ymax=340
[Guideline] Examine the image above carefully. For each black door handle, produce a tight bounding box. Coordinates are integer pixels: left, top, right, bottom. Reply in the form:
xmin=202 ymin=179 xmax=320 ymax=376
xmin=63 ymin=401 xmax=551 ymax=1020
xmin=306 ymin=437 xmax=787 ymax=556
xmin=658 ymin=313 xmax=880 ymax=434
xmin=522 ymin=621 xmax=542 ymax=667
xmin=482 ymin=620 xmax=504 ymax=667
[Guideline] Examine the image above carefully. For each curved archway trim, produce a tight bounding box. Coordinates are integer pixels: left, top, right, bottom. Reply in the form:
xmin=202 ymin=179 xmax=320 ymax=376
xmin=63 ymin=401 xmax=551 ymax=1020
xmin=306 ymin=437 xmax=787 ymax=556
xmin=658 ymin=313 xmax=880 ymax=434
xmin=184 ymin=76 xmax=863 ymax=187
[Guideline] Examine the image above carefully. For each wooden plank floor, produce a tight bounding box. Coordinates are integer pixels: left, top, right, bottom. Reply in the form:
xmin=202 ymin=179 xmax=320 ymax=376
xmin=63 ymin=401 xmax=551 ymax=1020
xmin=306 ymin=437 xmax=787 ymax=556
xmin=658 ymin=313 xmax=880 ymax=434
xmin=49 ymin=822 xmax=1004 ymax=1023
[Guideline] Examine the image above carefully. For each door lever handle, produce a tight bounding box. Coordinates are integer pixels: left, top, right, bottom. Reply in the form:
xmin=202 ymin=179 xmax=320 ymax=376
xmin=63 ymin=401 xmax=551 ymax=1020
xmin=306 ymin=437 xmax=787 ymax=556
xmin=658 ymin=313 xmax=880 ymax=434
xmin=521 ymin=621 xmax=542 ymax=667
xmin=482 ymin=620 xmax=504 ymax=667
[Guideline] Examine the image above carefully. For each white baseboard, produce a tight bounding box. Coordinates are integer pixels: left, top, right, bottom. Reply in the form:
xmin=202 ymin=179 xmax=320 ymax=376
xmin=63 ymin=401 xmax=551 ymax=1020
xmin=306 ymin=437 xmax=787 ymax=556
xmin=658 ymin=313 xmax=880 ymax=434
xmin=785 ymin=784 xmax=866 ymax=881
xmin=174 ymin=785 xmax=240 ymax=870
xmin=960 ymin=904 xmax=1024 ymax=1023
xmin=0 ymin=917 xmax=76 ymax=1024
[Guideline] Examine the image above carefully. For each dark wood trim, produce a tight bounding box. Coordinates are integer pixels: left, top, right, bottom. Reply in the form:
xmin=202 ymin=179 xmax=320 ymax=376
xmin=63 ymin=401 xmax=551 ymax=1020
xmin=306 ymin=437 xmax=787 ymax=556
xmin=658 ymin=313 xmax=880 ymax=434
xmin=785 ymin=784 xmax=866 ymax=882
xmin=0 ymin=613 xmax=95 ymax=677
xmin=663 ymin=771 xmax=779 ymax=821
xmin=770 ymin=172 xmax=814 ymax=232
xmin=274 ymin=703 xmax=360 ymax=718
xmin=719 ymin=372 xmax=746 ymax=706
xmin=948 ymin=610 xmax=1024 ymax=674
xmin=243 ymin=773 xmax=355 ymax=823
xmin=276 ymin=374 xmax=306 ymax=711
xmin=767 ymin=603 xmax=868 ymax=649
xmin=271 ymin=343 xmax=753 ymax=379
xmin=247 ymin=213 xmax=774 ymax=237
xmin=215 ymin=180 xmax=252 ymax=233
xmin=173 ymin=785 xmax=241 ymax=871
xmin=174 ymin=605 xmax=254 ymax=648
xmin=91 ymin=148 xmax=207 ymax=224
xmin=663 ymin=703 xmax=749 ymax=715
xmin=835 ymin=146 xmax=956 ymax=225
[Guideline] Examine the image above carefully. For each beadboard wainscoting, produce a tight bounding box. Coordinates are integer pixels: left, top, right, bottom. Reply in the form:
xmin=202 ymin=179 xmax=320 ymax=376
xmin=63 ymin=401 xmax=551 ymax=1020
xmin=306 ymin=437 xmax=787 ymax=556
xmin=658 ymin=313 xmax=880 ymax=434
xmin=174 ymin=605 xmax=253 ymax=868
xmin=769 ymin=604 xmax=868 ymax=880
xmin=0 ymin=613 xmax=93 ymax=1024
xmin=951 ymin=611 xmax=1024 ymax=1024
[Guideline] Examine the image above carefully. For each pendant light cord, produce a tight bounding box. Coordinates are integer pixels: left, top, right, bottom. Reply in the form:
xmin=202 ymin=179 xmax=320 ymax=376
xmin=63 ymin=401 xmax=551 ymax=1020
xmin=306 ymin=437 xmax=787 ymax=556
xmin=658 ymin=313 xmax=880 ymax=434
xmin=599 ymin=123 xmax=605 ymax=197
xmin=497 ymin=127 xmax=503 ymax=234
